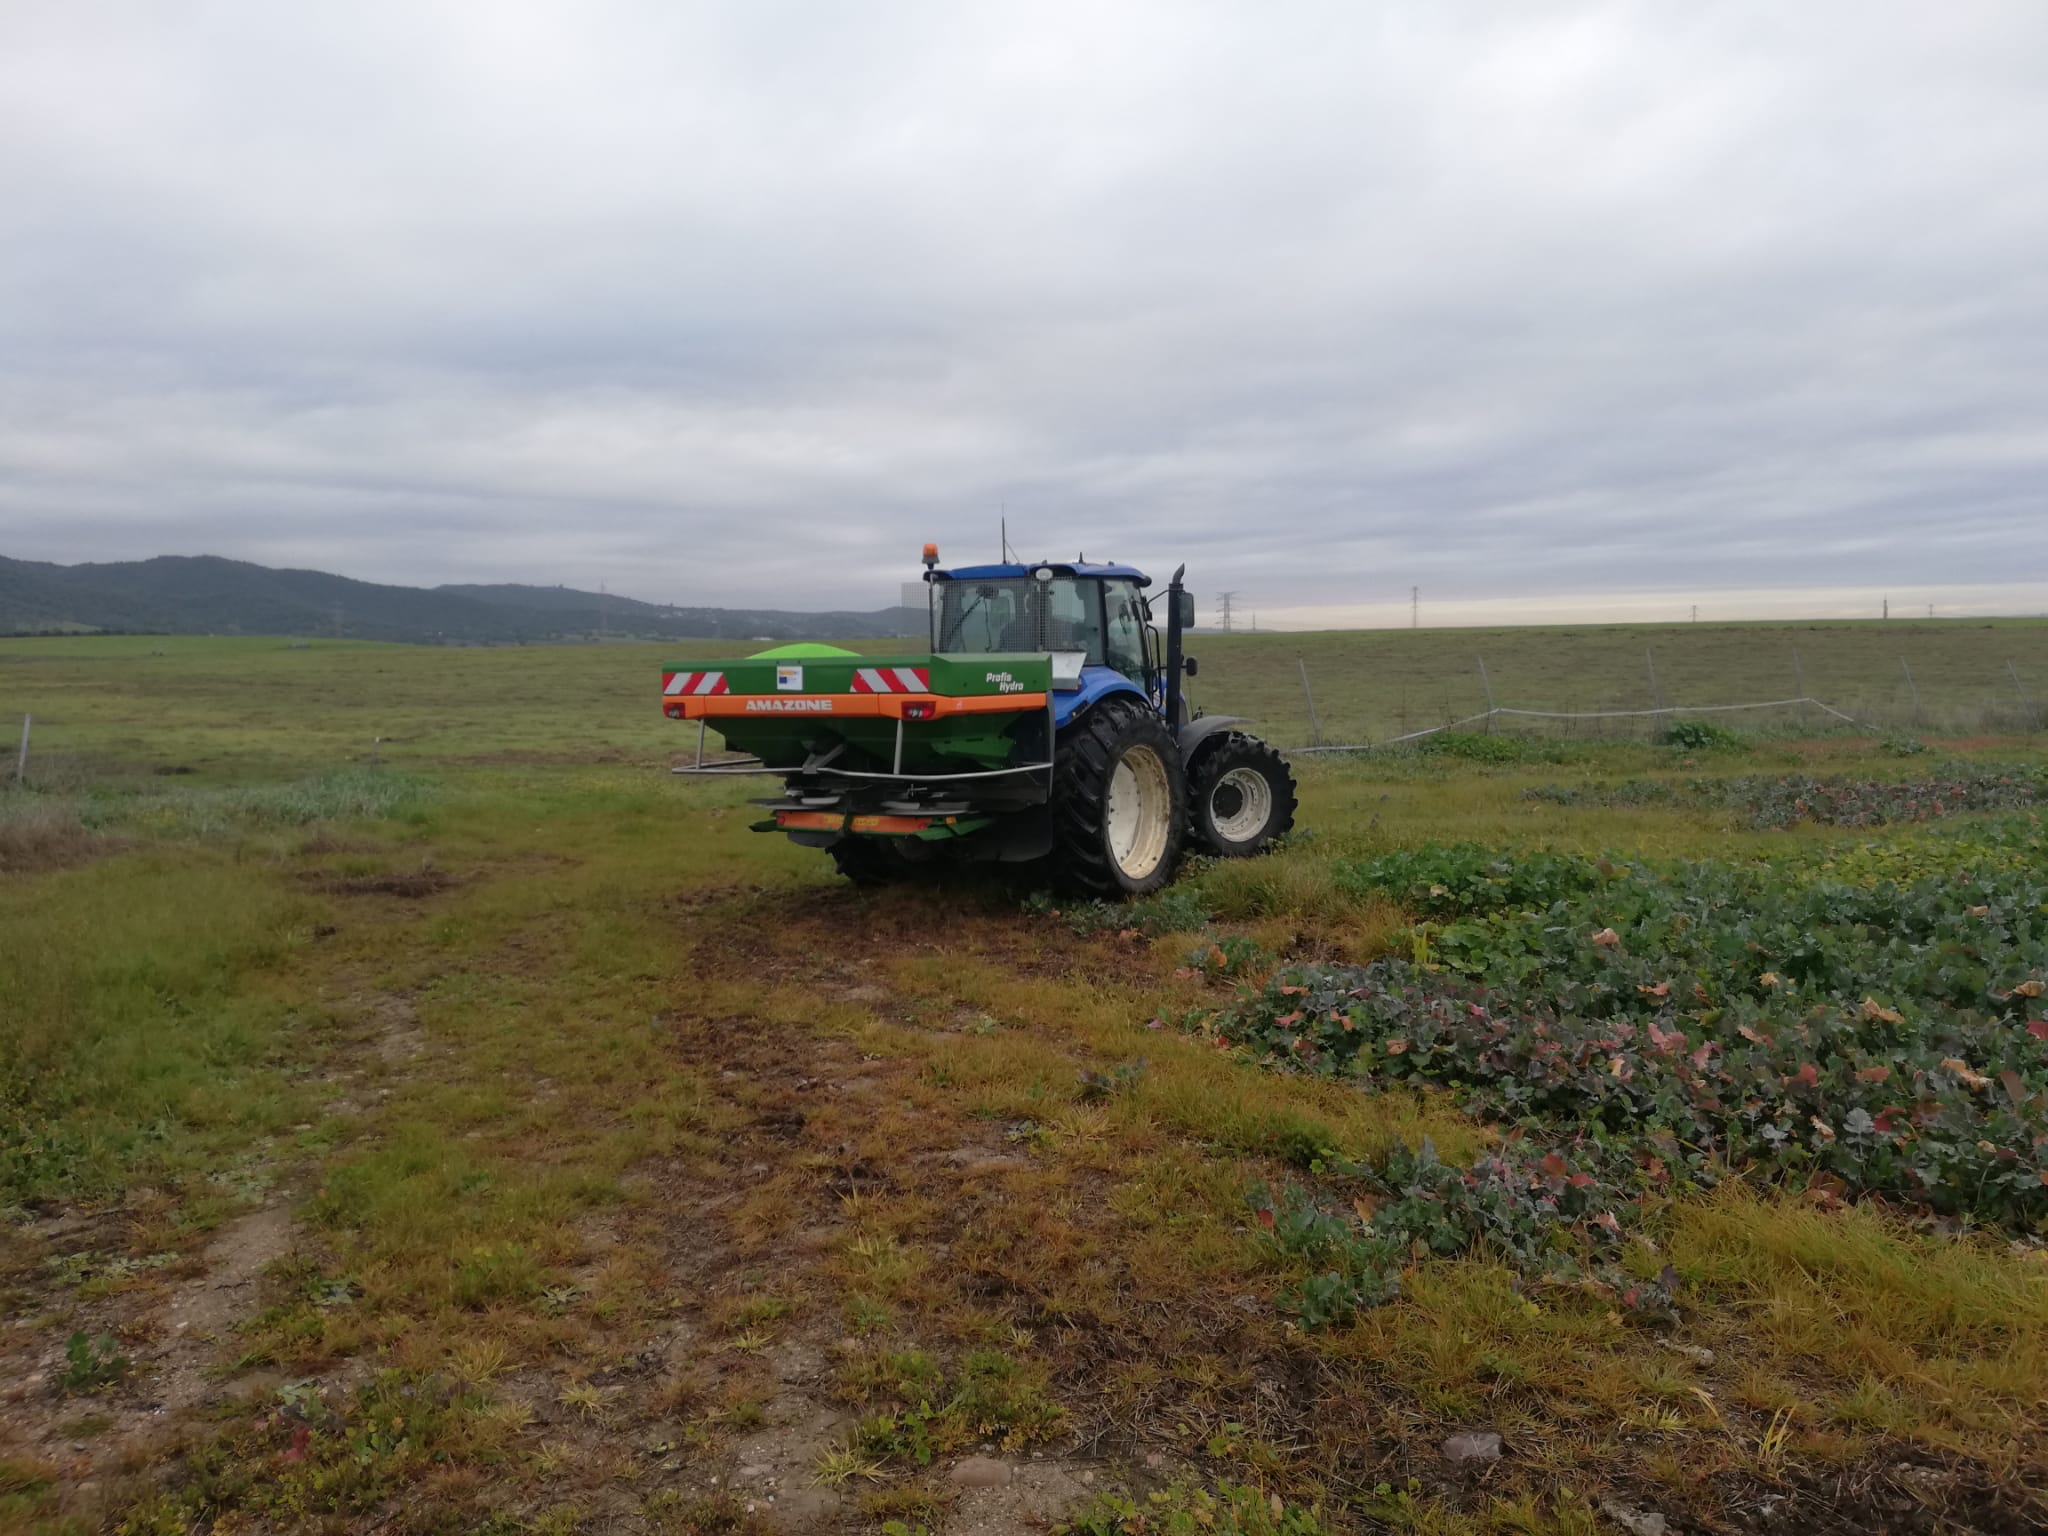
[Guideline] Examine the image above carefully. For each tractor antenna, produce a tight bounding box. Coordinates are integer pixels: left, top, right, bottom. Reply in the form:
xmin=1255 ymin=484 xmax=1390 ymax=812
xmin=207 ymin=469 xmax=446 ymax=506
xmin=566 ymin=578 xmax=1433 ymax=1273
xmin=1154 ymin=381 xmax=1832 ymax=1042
xmin=1215 ymin=591 xmax=1238 ymax=633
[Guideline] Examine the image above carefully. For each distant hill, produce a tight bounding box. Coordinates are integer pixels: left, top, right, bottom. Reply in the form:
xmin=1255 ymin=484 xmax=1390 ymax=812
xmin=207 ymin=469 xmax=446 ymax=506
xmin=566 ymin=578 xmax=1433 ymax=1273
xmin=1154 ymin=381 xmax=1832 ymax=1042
xmin=0 ymin=555 xmax=921 ymax=644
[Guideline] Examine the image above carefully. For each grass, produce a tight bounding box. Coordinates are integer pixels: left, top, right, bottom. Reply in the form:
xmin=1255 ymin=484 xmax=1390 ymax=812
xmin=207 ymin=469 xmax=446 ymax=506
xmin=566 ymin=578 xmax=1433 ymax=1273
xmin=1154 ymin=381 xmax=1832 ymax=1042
xmin=0 ymin=634 xmax=2044 ymax=1532
xmin=0 ymin=850 xmax=325 ymax=1204
xmin=4 ymin=617 xmax=2045 ymax=776
xmin=1178 ymin=616 xmax=2048 ymax=746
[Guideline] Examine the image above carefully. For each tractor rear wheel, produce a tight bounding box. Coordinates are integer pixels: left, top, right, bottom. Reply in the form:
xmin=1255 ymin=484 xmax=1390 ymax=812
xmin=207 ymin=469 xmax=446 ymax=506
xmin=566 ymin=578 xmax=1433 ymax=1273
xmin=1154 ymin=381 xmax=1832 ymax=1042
xmin=1050 ymin=695 xmax=1187 ymax=896
xmin=1189 ymin=733 xmax=1297 ymax=857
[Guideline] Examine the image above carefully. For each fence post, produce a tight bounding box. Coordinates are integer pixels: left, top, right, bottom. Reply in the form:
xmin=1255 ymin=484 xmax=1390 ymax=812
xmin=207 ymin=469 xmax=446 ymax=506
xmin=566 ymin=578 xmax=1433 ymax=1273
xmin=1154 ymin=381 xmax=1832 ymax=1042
xmin=1792 ymin=647 xmax=1806 ymax=728
xmin=14 ymin=714 xmax=28 ymax=786
xmin=1477 ymin=657 xmax=1495 ymax=733
xmin=1645 ymin=648 xmax=1664 ymax=740
xmin=1297 ymin=659 xmax=1322 ymax=748
xmin=1900 ymin=657 xmax=1921 ymax=724
xmin=2008 ymin=660 xmax=2032 ymax=707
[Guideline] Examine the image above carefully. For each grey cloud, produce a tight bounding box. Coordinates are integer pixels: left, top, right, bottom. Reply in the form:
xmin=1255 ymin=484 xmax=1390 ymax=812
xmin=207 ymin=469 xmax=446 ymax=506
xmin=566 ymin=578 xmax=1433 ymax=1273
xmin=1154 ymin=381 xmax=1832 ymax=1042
xmin=1 ymin=2 xmax=2044 ymax=619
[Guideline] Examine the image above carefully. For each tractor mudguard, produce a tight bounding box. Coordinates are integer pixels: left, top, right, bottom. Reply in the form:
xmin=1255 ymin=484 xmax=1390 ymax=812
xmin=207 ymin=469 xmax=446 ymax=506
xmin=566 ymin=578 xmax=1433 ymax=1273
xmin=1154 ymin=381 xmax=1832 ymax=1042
xmin=1054 ymin=667 xmax=1149 ymax=730
xmin=1177 ymin=714 xmax=1252 ymax=765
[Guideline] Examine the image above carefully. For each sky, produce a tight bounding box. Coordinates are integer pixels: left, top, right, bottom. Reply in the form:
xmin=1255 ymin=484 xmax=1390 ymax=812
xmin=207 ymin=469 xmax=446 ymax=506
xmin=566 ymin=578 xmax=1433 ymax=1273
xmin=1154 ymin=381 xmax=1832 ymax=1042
xmin=1 ymin=2 xmax=2044 ymax=628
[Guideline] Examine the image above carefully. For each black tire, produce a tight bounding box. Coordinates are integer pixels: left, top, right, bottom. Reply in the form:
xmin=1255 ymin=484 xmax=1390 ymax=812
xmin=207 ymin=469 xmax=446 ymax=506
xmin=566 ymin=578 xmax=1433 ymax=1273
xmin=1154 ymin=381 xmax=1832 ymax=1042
xmin=829 ymin=837 xmax=915 ymax=886
xmin=1049 ymin=694 xmax=1188 ymax=896
xmin=1188 ymin=733 xmax=1297 ymax=857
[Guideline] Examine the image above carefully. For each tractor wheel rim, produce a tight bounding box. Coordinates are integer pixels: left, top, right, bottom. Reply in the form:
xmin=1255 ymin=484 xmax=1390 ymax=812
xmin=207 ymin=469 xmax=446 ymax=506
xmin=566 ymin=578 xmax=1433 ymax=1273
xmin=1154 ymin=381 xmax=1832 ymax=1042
xmin=1210 ymin=767 xmax=1272 ymax=844
xmin=1105 ymin=745 xmax=1172 ymax=879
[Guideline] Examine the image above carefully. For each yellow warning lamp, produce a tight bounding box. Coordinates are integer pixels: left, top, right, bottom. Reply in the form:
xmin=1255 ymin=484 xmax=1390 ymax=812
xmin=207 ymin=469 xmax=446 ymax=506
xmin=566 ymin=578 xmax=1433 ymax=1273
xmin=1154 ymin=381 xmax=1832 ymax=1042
xmin=921 ymin=541 xmax=940 ymax=570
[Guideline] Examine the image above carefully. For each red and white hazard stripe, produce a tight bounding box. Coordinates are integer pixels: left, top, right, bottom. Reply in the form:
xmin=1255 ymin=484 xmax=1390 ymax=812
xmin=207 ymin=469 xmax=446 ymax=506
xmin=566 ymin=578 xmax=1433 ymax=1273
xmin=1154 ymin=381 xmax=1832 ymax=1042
xmin=851 ymin=666 xmax=931 ymax=694
xmin=663 ymin=671 xmax=729 ymax=696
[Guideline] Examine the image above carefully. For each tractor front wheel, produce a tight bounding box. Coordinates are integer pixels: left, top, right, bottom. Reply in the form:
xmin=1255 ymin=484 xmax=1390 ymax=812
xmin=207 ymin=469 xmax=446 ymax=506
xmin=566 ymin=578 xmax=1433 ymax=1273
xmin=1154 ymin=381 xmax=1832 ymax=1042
xmin=1189 ymin=733 xmax=1297 ymax=857
xmin=1050 ymin=695 xmax=1187 ymax=896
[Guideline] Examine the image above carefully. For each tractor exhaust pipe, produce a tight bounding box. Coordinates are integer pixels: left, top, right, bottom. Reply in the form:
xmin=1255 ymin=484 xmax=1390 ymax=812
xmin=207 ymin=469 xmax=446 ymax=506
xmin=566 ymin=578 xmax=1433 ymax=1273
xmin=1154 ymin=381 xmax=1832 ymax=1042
xmin=1163 ymin=563 xmax=1187 ymax=738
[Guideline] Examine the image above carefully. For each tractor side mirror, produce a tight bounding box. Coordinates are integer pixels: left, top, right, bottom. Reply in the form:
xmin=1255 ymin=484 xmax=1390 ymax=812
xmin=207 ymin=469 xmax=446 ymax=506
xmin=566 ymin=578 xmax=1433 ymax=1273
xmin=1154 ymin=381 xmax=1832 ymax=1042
xmin=1183 ymin=656 xmax=1199 ymax=677
xmin=1173 ymin=591 xmax=1196 ymax=629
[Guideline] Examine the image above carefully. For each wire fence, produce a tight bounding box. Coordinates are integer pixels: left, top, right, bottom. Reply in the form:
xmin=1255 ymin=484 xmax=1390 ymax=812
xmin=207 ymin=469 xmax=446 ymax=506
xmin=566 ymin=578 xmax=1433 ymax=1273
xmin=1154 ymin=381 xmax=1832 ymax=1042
xmin=1230 ymin=645 xmax=2046 ymax=754
xmin=1288 ymin=696 xmax=1869 ymax=754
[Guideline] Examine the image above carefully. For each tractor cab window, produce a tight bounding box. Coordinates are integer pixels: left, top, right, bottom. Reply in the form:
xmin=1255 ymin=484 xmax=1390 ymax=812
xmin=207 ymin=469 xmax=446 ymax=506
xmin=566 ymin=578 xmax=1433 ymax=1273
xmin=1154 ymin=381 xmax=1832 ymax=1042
xmin=1102 ymin=580 xmax=1147 ymax=682
xmin=934 ymin=579 xmax=1020 ymax=653
xmin=1041 ymin=578 xmax=1102 ymax=657
xmin=934 ymin=575 xmax=1105 ymax=662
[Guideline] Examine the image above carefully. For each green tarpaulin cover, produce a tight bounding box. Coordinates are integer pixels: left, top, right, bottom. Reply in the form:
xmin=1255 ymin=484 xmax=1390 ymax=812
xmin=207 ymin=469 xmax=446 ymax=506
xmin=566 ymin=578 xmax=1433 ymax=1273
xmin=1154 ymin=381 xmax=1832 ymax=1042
xmin=745 ymin=642 xmax=862 ymax=659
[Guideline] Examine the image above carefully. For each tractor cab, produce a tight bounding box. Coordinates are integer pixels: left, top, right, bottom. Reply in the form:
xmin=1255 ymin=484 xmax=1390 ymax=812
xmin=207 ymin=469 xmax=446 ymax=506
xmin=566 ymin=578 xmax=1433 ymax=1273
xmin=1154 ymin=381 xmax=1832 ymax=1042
xmin=925 ymin=560 xmax=1189 ymax=724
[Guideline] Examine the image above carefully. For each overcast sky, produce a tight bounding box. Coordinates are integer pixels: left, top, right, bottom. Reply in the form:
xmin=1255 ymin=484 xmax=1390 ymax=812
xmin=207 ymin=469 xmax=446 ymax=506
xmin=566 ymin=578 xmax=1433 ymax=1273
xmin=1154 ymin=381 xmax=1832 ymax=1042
xmin=2 ymin=2 xmax=2043 ymax=625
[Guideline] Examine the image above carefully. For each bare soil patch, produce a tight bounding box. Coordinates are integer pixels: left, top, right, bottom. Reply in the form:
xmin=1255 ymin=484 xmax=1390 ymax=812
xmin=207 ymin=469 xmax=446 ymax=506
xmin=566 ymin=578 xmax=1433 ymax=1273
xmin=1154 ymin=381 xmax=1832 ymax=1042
xmin=0 ymin=802 xmax=102 ymax=874
xmin=0 ymin=1200 xmax=300 ymax=1495
xmin=160 ymin=1205 xmax=295 ymax=1343
xmin=311 ymin=866 xmax=461 ymax=898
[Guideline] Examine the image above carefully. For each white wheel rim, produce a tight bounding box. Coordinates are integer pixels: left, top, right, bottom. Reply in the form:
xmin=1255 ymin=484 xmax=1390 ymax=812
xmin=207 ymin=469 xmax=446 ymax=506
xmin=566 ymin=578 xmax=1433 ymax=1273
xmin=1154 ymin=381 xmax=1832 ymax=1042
xmin=1209 ymin=766 xmax=1273 ymax=844
xmin=1104 ymin=745 xmax=1172 ymax=880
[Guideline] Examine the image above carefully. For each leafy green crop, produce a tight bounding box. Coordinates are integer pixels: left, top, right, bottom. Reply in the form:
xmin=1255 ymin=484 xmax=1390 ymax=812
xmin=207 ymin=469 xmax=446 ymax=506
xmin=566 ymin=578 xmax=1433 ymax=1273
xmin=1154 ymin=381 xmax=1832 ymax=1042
xmin=62 ymin=1331 xmax=128 ymax=1392
xmin=1196 ymin=830 xmax=2048 ymax=1231
xmin=1524 ymin=762 xmax=2048 ymax=830
xmin=1665 ymin=718 xmax=1743 ymax=751
xmin=1063 ymin=1479 xmax=1340 ymax=1536
xmin=1248 ymin=1134 xmax=1654 ymax=1327
xmin=1024 ymin=887 xmax=1212 ymax=936
xmin=845 ymin=1348 xmax=1066 ymax=1464
xmin=1726 ymin=764 xmax=2048 ymax=828
xmin=1185 ymin=934 xmax=1275 ymax=979
xmin=1415 ymin=731 xmax=1534 ymax=764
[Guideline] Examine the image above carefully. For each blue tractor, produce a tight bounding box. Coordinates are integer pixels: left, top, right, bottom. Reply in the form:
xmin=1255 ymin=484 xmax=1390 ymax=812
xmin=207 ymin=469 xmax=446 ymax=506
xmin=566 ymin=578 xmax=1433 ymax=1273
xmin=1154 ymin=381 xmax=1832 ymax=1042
xmin=665 ymin=547 xmax=1297 ymax=895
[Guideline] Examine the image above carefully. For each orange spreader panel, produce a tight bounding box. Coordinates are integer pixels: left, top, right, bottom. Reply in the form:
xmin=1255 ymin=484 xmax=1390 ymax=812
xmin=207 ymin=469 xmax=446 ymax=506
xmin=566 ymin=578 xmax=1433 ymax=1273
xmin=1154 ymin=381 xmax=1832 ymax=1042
xmin=672 ymin=692 xmax=1046 ymax=720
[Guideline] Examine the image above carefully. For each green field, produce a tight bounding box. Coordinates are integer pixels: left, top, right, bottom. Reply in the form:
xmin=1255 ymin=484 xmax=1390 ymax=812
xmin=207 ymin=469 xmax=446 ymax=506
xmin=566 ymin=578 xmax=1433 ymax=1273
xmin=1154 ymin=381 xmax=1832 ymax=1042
xmin=2 ymin=632 xmax=2046 ymax=1535
xmin=3 ymin=619 xmax=2042 ymax=783
xmin=1181 ymin=617 xmax=2048 ymax=748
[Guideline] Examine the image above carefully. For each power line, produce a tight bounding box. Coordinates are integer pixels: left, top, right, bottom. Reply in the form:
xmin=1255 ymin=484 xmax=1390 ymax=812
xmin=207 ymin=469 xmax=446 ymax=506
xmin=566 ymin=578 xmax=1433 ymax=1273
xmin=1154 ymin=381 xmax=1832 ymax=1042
xmin=1411 ymin=586 xmax=1419 ymax=629
xmin=1215 ymin=591 xmax=1239 ymax=633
